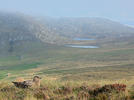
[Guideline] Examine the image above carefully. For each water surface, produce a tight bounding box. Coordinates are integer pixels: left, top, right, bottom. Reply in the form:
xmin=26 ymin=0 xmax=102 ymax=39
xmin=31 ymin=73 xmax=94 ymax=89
xmin=66 ymin=45 xmax=99 ymax=48
xmin=67 ymin=38 xmax=98 ymax=48
xmin=73 ymin=38 xmax=95 ymax=41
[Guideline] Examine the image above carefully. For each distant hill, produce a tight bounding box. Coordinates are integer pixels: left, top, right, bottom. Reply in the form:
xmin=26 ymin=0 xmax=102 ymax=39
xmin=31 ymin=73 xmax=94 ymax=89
xmin=0 ymin=12 xmax=134 ymax=55
xmin=0 ymin=12 xmax=67 ymax=54
xmin=42 ymin=17 xmax=134 ymax=39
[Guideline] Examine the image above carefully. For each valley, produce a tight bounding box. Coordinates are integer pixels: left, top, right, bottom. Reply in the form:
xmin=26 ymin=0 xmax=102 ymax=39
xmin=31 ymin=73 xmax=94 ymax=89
xmin=0 ymin=12 xmax=134 ymax=100
xmin=1 ymin=42 xmax=134 ymax=81
xmin=0 ymin=12 xmax=134 ymax=82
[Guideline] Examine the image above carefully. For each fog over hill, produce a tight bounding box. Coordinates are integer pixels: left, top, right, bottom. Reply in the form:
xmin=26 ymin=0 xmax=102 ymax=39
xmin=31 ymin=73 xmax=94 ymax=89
xmin=0 ymin=12 xmax=67 ymax=45
xmin=42 ymin=17 xmax=134 ymax=39
xmin=0 ymin=12 xmax=134 ymax=54
xmin=0 ymin=12 xmax=68 ymax=54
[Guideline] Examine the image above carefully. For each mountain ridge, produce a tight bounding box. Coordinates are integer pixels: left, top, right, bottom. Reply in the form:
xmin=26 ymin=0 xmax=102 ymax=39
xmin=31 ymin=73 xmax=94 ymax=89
xmin=0 ymin=12 xmax=134 ymax=54
xmin=41 ymin=17 xmax=134 ymax=39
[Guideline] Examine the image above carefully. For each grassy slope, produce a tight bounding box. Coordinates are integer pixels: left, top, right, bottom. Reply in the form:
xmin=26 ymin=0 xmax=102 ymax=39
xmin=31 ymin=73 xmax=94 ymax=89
xmin=0 ymin=39 xmax=134 ymax=100
xmin=0 ymin=39 xmax=134 ymax=81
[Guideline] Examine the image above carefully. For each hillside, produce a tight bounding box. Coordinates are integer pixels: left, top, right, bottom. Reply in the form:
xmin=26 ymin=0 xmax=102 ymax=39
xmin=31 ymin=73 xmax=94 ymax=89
xmin=1 ymin=12 xmax=134 ymax=54
xmin=1 ymin=12 xmax=134 ymax=82
xmin=42 ymin=17 xmax=134 ymax=39
xmin=0 ymin=12 xmax=68 ymax=55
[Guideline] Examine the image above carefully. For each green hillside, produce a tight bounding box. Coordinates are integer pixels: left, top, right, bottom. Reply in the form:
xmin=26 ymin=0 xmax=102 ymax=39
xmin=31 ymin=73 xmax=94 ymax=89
xmin=0 ymin=12 xmax=134 ymax=82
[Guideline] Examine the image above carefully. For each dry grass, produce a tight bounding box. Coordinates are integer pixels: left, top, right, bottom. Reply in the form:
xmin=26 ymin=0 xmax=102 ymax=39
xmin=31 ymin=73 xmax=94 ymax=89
xmin=1 ymin=77 xmax=134 ymax=100
xmin=1 ymin=40 xmax=134 ymax=100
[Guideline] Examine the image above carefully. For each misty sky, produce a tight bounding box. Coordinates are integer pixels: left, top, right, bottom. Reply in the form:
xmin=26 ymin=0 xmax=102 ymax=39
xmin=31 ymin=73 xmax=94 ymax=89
xmin=0 ymin=0 xmax=134 ymax=22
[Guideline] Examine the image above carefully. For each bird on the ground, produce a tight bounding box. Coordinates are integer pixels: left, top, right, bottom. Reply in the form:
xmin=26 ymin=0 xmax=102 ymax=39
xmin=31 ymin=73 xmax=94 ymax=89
xmin=12 ymin=76 xmax=41 ymax=88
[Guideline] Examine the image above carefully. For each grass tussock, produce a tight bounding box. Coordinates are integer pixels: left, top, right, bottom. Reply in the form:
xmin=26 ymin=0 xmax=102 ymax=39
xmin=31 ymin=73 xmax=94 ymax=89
xmin=1 ymin=79 xmax=134 ymax=100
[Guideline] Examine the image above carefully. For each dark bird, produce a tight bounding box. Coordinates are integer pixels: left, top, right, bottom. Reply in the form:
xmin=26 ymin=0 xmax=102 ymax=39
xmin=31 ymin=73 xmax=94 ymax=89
xmin=12 ymin=76 xmax=41 ymax=88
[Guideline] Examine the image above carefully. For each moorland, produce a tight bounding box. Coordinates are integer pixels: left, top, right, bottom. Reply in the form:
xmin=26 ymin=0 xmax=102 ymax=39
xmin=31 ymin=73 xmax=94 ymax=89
xmin=0 ymin=12 xmax=134 ymax=100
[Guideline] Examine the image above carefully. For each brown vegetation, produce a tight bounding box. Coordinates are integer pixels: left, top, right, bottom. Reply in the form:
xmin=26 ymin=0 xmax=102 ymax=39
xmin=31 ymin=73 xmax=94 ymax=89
xmin=0 ymin=81 xmax=132 ymax=100
xmin=12 ymin=76 xmax=41 ymax=88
